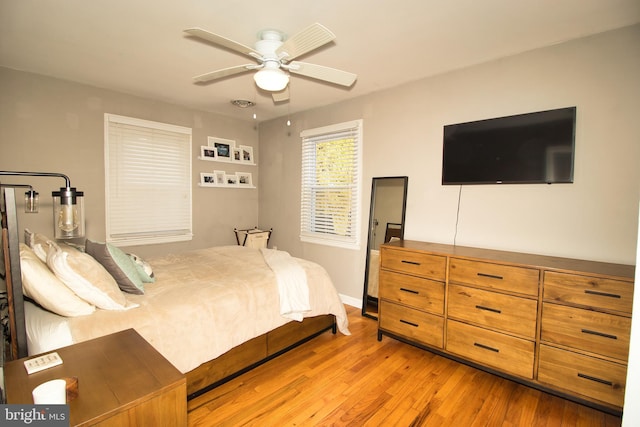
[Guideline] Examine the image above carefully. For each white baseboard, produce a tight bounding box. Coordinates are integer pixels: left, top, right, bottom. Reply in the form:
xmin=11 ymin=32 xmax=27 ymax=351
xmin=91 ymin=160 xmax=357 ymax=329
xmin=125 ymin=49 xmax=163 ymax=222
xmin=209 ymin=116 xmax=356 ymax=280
xmin=339 ymin=293 xmax=362 ymax=309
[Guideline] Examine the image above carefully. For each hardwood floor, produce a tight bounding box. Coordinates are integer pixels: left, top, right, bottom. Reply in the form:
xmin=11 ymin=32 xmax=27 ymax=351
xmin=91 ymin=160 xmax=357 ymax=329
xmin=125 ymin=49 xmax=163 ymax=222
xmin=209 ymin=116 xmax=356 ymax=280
xmin=188 ymin=306 xmax=622 ymax=426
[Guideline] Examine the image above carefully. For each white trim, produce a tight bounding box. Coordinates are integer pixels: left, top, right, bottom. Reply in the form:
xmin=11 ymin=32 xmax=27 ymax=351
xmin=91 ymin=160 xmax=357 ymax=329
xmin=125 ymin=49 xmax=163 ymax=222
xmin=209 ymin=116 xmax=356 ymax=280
xmin=340 ymin=293 xmax=362 ymax=309
xmin=622 ymin=203 xmax=640 ymax=426
xmin=300 ymin=119 xmax=363 ymax=250
xmin=105 ymin=113 xmax=192 ymax=135
xmin=300 ymin=120 xmax=362 ymax=138
xmin=300 ymin=233 xmax=360 ymax=250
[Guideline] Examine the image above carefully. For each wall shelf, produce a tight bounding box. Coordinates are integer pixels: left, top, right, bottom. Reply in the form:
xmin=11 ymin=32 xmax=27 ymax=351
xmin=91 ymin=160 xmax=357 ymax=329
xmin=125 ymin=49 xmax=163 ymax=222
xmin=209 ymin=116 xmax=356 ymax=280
xmin=197 ymin=156 xmax=255 ymax=166
xmin=198 ymin=183 xmax=255 ymax=189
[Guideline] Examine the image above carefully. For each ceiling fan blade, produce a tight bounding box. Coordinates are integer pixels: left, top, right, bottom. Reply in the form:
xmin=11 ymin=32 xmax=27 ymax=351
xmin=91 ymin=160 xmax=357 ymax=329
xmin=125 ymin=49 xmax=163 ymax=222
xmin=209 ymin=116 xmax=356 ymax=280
xmin=185 ymin=28 xmax=260 ymax=58
xmin=272 ymin=87 xmax=290 ymax=103
xmin=288 ymin=61 xmax=357 ymax=87
xmin=276 ymin=23 xmax=335 ymax=61
xmin=193 ymin=64 xmax=256 ymax=83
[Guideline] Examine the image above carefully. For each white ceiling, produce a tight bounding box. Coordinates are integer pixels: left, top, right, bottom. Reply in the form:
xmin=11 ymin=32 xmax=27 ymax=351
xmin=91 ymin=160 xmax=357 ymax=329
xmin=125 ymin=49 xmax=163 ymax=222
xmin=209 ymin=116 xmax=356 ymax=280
xmin=1 ymin=0 xmax=638 ymax=122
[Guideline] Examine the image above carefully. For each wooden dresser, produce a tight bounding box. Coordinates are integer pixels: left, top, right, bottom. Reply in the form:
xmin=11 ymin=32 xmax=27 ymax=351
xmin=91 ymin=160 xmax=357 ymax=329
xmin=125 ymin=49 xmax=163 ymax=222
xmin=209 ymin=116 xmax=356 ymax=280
xmin=377 ymin=240 xmax=635 ymax=414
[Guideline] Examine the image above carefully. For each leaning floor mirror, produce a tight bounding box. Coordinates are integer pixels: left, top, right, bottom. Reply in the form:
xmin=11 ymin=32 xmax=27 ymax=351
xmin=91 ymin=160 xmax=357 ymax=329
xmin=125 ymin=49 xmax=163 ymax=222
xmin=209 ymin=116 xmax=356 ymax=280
xmin=362 ymin=176 xmax=408 ymax=319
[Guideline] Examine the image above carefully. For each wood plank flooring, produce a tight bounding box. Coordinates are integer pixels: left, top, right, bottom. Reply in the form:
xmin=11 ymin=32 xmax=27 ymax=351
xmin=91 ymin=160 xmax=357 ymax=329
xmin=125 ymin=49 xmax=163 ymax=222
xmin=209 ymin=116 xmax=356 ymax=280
xmin=188 ymin=306 xmax=622 ymax=426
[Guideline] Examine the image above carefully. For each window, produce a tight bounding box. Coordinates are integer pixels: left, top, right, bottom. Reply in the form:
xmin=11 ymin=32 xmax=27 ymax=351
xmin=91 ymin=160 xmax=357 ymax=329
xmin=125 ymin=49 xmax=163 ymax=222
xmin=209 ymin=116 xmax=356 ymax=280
xmin=300 ymin=120 xmax=362 ymax=249
xmin=104 ymin=114 xmax=192 ymax=246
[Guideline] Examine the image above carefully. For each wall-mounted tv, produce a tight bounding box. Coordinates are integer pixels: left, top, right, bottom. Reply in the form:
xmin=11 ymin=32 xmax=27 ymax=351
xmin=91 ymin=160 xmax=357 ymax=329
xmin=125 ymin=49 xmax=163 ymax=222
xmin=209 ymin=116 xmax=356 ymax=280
xmin=442 ymin=107 xmax=576 ymax=185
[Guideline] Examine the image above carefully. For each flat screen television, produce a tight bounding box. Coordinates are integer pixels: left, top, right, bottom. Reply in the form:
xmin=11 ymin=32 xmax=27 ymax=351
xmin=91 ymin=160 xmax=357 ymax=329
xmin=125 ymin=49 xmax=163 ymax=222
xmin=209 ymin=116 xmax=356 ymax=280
xmin=442 ymin=107 xmax=576 ymax=185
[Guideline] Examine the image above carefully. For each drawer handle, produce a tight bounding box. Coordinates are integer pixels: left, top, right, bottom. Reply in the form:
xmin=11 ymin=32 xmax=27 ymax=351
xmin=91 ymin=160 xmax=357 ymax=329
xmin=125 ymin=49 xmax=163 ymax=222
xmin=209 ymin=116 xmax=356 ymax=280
xmin=475 ymin=305 xmax=501 ymax=314
xmin=400 ymin=319 xmax=419 ymax=328
xmin=401 ymin=260 xmax=421 ymax=266
xmin=400 ymin=288 xmax=419 ymax=295
xmin=474 ymin=342 xmax=499 ymax=353
xmin=581 ymin=329 xmax=617 ymax=340
xmin=577 ymin=373 xmax=613 ymax=387
xmin=584 ymin=290 xmax=621 ymax=299
xmin=477 ymin=272 xmax=503 ymax=280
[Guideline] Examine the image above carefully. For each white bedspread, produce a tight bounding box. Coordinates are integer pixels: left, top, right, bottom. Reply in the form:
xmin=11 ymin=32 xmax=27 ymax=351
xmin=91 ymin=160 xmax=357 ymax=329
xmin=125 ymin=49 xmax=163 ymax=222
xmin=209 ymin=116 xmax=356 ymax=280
xmin=25 ymin=246 xmax=350 ymax=373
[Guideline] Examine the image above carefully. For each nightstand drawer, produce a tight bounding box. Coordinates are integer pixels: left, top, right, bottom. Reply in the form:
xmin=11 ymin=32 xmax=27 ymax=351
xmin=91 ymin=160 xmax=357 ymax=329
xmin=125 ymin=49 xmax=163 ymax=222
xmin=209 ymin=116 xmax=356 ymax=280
xmin=538 ymin=344 xmax=626 ymax=407
xmin=381 ymin=247 xmax=446 ymax=281
xmin=543 ymin=271 xmax=633 ymax=314
xmin=379 ymin=300 xmax=443 ymax=348
xmin=449 ymin=258 xmax=539 ymax=296
xmin=379 ymin=270 xmax=444 ymax=314
xmin=446 ymin=320 xmax=535 ymax=379
xmin=541 ymin=303 xmax=631 ymax=361
xmin=447 ymin=284 xmax=537 ymax=339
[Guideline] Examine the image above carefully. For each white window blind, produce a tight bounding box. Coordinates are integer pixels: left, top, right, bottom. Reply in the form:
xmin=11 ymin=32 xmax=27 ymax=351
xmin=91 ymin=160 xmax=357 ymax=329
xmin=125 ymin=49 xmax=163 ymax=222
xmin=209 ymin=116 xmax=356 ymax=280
xmin=105 ymin=114 xmax=192 ymax=246
xmin=300 ymin=120 xmax=362 ymax=249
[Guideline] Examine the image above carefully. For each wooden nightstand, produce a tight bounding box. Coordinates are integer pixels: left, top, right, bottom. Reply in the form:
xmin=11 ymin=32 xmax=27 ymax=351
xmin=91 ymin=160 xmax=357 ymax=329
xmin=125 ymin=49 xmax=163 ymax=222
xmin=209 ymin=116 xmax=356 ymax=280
xmin=4 ymin=329 xmax=187 ymax=426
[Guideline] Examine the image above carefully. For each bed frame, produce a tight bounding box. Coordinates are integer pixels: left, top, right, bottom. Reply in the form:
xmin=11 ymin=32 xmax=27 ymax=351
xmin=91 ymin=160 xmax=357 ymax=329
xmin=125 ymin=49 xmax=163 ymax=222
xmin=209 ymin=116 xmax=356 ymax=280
xmin=1 ymin=187 xmax=336 ymax=400
xmin=186 ymin=313 xmax=335 ymax=398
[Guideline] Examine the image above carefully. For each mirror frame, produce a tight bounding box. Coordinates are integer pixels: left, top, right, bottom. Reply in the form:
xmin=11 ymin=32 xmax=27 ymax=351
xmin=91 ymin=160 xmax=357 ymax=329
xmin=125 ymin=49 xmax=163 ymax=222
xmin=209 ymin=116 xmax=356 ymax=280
xmin=362 ymin=176 xmax=408 ymax=319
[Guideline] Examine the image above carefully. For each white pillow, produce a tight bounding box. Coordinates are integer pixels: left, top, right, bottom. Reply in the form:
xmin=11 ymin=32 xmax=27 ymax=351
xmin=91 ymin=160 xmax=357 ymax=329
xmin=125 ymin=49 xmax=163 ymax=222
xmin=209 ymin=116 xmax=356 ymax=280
xmin=20 ymin=244 xmax=95 ymax=317
xmin=46 ymin=241 xmax=133 ymax=311
xmin=24 ymin=228 xmax=53 ymax=263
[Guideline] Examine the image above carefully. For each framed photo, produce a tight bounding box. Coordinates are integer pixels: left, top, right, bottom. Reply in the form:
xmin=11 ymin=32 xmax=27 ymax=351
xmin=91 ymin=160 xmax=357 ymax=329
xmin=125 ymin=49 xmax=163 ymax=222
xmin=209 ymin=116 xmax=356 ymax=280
xmin=200 ymin=172 xmax=216 ymax=185
xmin=214 ymin=170 xmax=226 ymax=185
xmin=237 ymin=172 xmax=253 ymax=187
xmin=225 ymin=173 xmax=238 ymax=186
xmin=239 ymin=145 xmax=254 ymax=164
xmin=208 ymin=137 xmax=235 ymax=161
xmin=232 ymin=147 xmax=242 ymax=162
xmin=200 ymin=146 xmax=217 ymax=160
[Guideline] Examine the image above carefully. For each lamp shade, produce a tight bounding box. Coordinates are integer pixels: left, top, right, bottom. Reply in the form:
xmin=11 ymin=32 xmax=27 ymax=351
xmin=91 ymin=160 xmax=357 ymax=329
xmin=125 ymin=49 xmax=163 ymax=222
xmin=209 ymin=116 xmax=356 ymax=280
xmin=254 ymin=68 xmax=289 ymax=91
xmin=24 ymin=189 xmax=39 ymax=213
xmin=52 ymin=187 xmax=85 ymax=239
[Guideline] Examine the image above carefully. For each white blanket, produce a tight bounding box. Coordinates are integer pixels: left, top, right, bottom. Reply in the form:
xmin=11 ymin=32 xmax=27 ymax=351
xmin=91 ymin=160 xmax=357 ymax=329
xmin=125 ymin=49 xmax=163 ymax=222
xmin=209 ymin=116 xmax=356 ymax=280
xmin=261 ymin=248 xmax=310 ymax=321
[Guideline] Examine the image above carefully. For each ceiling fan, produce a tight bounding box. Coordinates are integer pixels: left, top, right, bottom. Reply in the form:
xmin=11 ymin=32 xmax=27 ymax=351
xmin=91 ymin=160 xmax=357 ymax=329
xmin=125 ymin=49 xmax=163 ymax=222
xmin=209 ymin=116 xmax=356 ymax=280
xmin=184 ymin=23 xmax=357 ymax=102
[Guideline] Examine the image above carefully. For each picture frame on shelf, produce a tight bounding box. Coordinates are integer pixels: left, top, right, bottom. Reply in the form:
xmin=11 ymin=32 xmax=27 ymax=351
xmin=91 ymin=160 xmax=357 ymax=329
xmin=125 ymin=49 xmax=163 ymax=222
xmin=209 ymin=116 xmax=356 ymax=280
xmin=237 ymin=172 xmax=253 ymax=187
xmin=208 ymin=136 xmax=235 ymax=161
xmin=239 ymin=145 xmax=254 ymax=164
xmin=232 ymin=147 xmax=242 ymax=162
xmin=214 ymin=170 xmax=226 ymax=185
xmin=200 ymin=146 xmax=217 ymax=160
xmin=215 ymin=144 xmax=232 ymax=160
xmin=200 ymin=172 xmax=216 ymax=185
xmin=225 ymin=173 xmax=239 ymax=186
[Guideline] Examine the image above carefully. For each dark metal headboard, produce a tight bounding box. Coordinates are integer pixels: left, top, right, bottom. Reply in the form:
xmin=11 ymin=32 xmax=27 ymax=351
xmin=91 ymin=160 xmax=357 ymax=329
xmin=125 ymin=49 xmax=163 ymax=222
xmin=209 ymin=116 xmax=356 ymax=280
xmin=1 ymin=187 xmax=29 ymax=360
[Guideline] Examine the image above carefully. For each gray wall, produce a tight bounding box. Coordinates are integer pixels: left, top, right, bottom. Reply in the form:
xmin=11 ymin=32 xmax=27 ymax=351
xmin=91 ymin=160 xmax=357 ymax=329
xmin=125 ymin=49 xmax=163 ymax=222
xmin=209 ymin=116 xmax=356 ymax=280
xmin=258 ymin=25 xmax=640 ymax=304
xmin=0 ymin=67 xmax=259 ymax=258
xmin=2 ymin=23 xmax=639 ymax=422
xmin=1 ymin=25 xmax=638 ymax=303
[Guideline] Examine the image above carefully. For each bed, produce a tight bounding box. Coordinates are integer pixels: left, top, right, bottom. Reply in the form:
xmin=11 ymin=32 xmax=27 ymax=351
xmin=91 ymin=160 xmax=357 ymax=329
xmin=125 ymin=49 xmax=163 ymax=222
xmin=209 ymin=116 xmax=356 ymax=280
xmin=1 ymin=197 xmax=349 ymax=399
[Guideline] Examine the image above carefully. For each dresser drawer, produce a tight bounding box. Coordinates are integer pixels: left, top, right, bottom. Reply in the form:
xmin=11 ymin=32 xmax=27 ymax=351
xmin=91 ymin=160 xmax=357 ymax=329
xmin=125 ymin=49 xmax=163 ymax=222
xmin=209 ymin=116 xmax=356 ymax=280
xmin=379 ymin=300 xmax=444 ymax=348
xmin=449 ymin=258 xmax=539 ymax=296
xmin=380 ymin=247 xmax=447 ymax=281
xmin=379 ymin=270 xmax=444 ymax=314
xmin=543 ymin=271 xmax=633 ymax=314
xmin=445 ymin=320 xmax=535 ymax=379
xmin=541 ymin=303 xmax=631 ymax=361
xmin=538 ymin=344 xmax=626 ymax=407
xmin=447 ymin=284 xmax=537 ymax=339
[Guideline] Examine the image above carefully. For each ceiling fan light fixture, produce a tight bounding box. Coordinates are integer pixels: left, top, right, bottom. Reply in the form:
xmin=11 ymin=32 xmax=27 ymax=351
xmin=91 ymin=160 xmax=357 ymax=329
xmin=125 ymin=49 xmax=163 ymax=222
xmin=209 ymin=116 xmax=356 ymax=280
xmin=254 ymin=68 xmax=289 ymax=92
